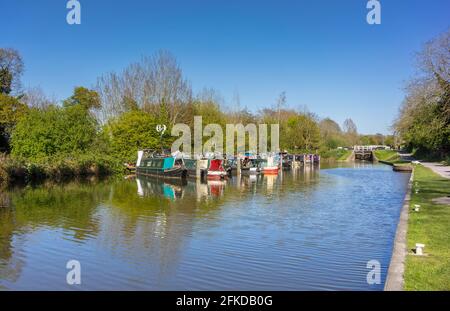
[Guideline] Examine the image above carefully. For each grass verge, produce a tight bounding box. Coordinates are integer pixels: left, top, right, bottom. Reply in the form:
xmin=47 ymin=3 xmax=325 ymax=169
xmin=404 ymin=164 xmax=450 ymax=290
xmin=320 ymin=149 xmax=352 ymax=161
xmin=373 ymin=150 xmax=401 ymax=163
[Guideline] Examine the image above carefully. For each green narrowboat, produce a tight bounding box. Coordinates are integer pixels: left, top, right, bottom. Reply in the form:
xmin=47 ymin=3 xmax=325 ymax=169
xmin=136 ymin=151 xmax=187 ymax=179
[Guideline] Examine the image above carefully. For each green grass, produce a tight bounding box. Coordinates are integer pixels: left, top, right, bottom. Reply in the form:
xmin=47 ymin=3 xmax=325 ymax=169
xmin=373 ymin=150 xmax=401 ymax=162
xmin=320 ymin=149 xmax=352 ymax=161
xmin=337 ymin=150 xmax=352 ymax=161
xmin=404 ymin=165 xmax=450 ymax=290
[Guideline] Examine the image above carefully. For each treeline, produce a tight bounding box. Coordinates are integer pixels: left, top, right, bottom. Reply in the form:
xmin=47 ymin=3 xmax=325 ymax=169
xmin=393 ymin=29 xmax=449 ymax=161
xmin=1 ymin=48 xmax=389 ymax=184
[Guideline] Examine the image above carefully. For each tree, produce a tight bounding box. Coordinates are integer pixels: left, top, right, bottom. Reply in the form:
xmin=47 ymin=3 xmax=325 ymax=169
xmin=394 ymin=29 xmax=450 ymax=156
xmin=0 ymin=48 xmax=24 ymax=95
xmin=0 ymin=94 xmax=28 ymax=152
xmin=384 ymin=135 xmax=395 ymax=147
xmin=11 ymin=105 xmax=98 ymax=160
xmin=343 ymin=118 xmax=357 ymax=134
xmin=64 ymin=87 xmax=101 ymax=111
xmin=96 ymin=50 xmax=192 ymax=125
xmin=417 ymin=29 xmax=449 ymax=83
xmin=10 ymin=88 xmax=100 ymax=160
xmin=0 ymin=68 xmax=13 ymax=95
xmin=106 ymin=111 xmax=160 ymax=162
xmin=343 ymin=118 xmax=359 ymax=146
xmin=22 ymin=86 xmax=55 ymax=110
xmin=283 ymin=113 xmax=321 ymax=152
xmin=319 ymin=118 xmax=346 ymax=149
xmin=276 ymin=91 xmax=286 ymax=123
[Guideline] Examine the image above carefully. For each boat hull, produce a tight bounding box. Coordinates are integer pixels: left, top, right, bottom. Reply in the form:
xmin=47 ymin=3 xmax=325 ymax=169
xmin=207 ymin=170 xmax=226 ymax=180
xmin=263 ymin=167 xmax=279 ymax=174
xmin=393 ymin=165 xmax=413 ymax=172
xmin=136 ymin=166 xmax=187 ymax=179
xmin=241 ymin=167 xmax=260 ymax=175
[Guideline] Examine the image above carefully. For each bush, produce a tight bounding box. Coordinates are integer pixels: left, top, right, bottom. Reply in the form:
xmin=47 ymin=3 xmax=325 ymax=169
xmin=0 ymin=159 xmax=8 ymax=185
xmin=11 ymin=105 xmax=98 ymax=160
xmin=0 ymin=152 xmax=121 ymax=185
xmin=107 ymin=110 xmax=161 ymax=163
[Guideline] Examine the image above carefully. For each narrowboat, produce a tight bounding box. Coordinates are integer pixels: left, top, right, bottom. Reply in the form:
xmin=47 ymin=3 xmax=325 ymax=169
xmin=206 ymin=159 xmax=227 ymax=179
xmin=136 ymin=150 xmax=187 ymax=179
xmin=241 ymin=157 xmax=262 ymax=175
xmin=183 ymin=158 xmax=209 ymax=179
xmin=393 ymin=164 xmax=413 ymax=172
xmin=261 ymin=155 xmax=280 ymax=174
xmin=280 ymin=153 xmax=292 ymax=169
xmin=224 ymin=157 xmax=237 ymax=175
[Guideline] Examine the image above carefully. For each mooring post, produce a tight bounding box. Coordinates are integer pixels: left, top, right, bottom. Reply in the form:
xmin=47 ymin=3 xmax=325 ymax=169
xmin=415 ymin=243 xmax=425 ymax=256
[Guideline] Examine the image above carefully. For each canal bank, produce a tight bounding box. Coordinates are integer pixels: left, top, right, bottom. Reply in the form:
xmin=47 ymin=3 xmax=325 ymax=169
xmin=384 ymin=170 xmax=413 ymax=291
xmin=386 ymin=162 xmax=450 ymax=290
xmin=403 ymin=165 xmax=450 ymax=290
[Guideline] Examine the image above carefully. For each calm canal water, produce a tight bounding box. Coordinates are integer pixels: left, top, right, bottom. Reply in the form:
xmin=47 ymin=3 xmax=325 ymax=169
xmin=0 ymin=162 xmax=410 ymax=290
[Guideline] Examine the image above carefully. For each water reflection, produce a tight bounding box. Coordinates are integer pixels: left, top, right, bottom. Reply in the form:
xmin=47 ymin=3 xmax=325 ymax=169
xmin=136 ymin=177 xmax=186 ymax=200
xmin=0 ymin=163 xmax=410 ymax=290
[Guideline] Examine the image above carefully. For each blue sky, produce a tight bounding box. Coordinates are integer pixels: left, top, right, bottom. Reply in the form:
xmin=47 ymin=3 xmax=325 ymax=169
xmin=1 ymin=0 xmax=449 ymax=134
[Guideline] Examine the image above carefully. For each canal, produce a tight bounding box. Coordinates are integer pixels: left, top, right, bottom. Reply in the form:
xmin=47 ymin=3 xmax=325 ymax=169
xmin=0 ymin=162 xmax=410 ymax=290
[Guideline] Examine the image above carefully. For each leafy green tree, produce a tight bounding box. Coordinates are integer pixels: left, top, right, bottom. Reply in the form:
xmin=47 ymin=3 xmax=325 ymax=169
xmin=0 ymin=68 xmax=13 ymax=95
xmin=394 ymin=30 xmax=450 ymax=157
xmin=192 ymin=100 xmax=226 ymax=126
xmin=11 ymin=105 xmax=98 ymax=160
xmin=319 ymin=118 xmax=347 ymax=149
xmin=0 ymin=94 xmax=28 ymax=152
xmin=107 ymin=110 xmax=160 ymax=163
xmin=283 ymin=114 xmax=321 ymax=152
xmin=10 ymin=88 xmax=101 ymax=160
xmin=64 ymin=87 xmax=101 ymax=110
xmin=384 ymin=135 xmax=395 ymax=147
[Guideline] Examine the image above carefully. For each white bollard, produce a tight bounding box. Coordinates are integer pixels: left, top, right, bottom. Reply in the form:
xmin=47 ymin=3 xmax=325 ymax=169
xmin=415 ymin=243 xmax=425 ymax=256
xmin=414 ymin=204 xmax=420 ymax=212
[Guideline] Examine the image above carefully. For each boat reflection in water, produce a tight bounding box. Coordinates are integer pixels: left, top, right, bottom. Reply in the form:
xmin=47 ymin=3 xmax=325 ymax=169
xmin=135 ymin=175 xmax=228 ymax=201
xmin=134 ymin=164 xmax=324 ymax=203
xmin=136 ymin=176 xmax=187 ymax=200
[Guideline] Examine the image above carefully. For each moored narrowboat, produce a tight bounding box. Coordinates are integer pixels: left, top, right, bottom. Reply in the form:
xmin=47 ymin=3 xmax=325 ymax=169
xmin=280 ymin=153 xmax=292 ymax=169
xmin=206 ymin=159 xmax=227 ymax=179
xmin=262 ymin=155 xmax=280 ymax=174
xmin=241 ymin=157 xmax=262 ymax=175
xmin=184 ymin=158 xmax=209 ymax=179
xmin=136 ymin=150 xmax=187 ymax=179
